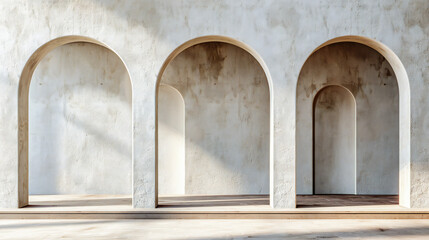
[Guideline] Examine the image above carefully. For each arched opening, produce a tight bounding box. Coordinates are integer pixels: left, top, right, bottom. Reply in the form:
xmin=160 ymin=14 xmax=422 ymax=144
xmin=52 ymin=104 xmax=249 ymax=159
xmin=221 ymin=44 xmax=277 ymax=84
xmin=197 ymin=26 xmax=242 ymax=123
xmin=313 ymin=85 xmax=356 ymax=195
xmin=296 ymin=36 xmax=409 ymax=208
xmin=155 ymin=36 xmax=273 ymax=208
xmin=158 ymin=84 xmax=185 ymax=195
xmin=18 ymin=36 xmax=133 ymax=208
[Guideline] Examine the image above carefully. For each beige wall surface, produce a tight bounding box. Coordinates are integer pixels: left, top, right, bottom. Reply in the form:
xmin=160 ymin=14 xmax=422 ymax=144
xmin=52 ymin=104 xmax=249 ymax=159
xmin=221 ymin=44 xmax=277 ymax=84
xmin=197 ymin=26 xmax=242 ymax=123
xmin=0 ymin=0 xmax=427 ymax=208
xmin=29 ymin=43 xmax=132 ymax=195
xmin=160 ymin=43 xmax=270 ymax=195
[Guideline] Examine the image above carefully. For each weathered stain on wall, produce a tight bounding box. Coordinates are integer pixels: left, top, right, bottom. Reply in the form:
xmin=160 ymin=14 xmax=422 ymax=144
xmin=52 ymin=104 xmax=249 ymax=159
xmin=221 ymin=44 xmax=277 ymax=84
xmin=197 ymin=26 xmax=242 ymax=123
xmin=314 ymin=86 xmax=356 ymax=194
xmin=29 ymin=43 xmax=132 ymax=195
xmin=160 ymin=42 xmax=270 ymax=194
xmin=297 ymin=42 xmax=399 ymax=195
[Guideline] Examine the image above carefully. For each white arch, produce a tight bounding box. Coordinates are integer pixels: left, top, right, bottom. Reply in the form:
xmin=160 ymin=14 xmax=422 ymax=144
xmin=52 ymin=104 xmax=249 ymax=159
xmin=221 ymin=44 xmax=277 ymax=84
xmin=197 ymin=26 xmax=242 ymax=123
xmin=18 ymin=35 xmax=133 ymax=207
xmin=155 ymin=35 xmax=274 ymax=207
xmin=296 ymin=35 xmax=410 ymax=208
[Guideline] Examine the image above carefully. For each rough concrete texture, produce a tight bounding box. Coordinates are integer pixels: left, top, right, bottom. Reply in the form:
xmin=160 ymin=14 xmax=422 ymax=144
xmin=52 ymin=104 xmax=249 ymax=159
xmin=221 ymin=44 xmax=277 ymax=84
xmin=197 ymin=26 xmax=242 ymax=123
xmin=314 ymin=86 xmax=356 ymax=194
xmin=158 ymin=84 xmax=185 ymax=195
xmin=0 ymin=0 xmax=427 ymax=208
xmin=160 ymin=42 xmax=270 ymax=195
xmin=29 ymin=43 xmax=132 ymax=195
xmin=297 ymin=43 xmax=399 ymax=195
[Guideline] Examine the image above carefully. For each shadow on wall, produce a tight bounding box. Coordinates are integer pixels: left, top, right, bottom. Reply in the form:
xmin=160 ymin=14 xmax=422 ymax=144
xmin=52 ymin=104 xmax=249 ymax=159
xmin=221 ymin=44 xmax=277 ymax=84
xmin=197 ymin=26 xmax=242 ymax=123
xmin=158 ymin=42 xmax=270 ymax=195
xmin=29 ymin=43 xmax=132 ymax=195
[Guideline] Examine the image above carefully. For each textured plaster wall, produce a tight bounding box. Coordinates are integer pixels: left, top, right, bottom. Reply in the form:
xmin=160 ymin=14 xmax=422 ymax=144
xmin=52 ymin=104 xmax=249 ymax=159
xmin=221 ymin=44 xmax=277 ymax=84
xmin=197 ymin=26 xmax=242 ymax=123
xmin=158 ymin=84 xmax=185 ymax=195
xmin=29 ymin=43 xmax=132 ymax=195
xmin=314 ymin=86 xmax=356 ymax=194
xmin=160 ymin=43 xmax=270 ymax=195
xmin=297 ymin=43 xmax=399 ymax=195
xmin=0 ymin=0 xmax=427 ymax=208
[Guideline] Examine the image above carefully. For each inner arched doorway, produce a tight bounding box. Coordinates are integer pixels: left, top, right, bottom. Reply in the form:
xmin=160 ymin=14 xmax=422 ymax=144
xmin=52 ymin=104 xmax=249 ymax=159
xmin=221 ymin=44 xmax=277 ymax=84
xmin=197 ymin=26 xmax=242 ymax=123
xmin=313 ymin=85 xmax=356 ymax=195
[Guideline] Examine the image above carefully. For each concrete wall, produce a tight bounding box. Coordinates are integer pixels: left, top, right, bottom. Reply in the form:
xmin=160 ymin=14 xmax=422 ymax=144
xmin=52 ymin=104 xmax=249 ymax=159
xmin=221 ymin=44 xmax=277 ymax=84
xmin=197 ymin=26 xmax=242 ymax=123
xmin=297 ymin=43 xmax=399 ymax=195
xmin=314 ymin=86 xmax=356 ymax=194
xmin=158 ymin=84 xmax=185 ymax=195
xmin=0 ymin=0 xmax=427 ymax=208
xmin=160 ymin=42 xmax=270 ymax=195
xmin=29 ymin=43 xmax=132 ymax=195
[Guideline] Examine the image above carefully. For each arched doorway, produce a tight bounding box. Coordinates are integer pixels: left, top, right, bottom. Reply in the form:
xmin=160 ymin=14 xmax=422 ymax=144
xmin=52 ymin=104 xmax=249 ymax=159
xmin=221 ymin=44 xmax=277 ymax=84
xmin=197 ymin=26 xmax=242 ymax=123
xmin=313 ymin=85 xmax=356 ymax=195
xmin=155 ymin=36 xmax=273 ymax=208
xmin=18 ymin=36 xmax=133 ymax=208
xmin=296 ymin=36 xmax=409 ymax=208
xmin=158 ymin=84 xmax=185 ymax=195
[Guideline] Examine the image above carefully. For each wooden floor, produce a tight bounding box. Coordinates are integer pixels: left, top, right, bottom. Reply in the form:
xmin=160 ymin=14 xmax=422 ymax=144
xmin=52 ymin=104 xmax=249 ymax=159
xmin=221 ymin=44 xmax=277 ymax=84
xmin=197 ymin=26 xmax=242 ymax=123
xmin=0 ymin=194 xmax=427 ymax=219
xmin=297 ymin=195 xmax=399 ymax=208
xmin=159 ymin=194 xmax=399 ymax=209
xmin=23 ymin=194 xmax=400 ymax=209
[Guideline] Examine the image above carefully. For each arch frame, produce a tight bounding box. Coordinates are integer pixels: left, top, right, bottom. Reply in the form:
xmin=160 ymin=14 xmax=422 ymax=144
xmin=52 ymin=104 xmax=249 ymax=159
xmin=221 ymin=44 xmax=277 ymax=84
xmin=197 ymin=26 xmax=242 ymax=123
xmin=154 ymin=35 xmax=275 ymax=207
xmin=296 ymin=35 xmax=410 ymax=208
xmin=17 ymin=35 xmax=133 ymax=208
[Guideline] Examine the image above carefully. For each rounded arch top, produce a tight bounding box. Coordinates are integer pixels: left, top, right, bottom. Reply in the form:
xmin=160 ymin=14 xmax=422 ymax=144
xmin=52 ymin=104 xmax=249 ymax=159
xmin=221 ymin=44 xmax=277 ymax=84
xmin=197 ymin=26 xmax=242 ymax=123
xmin=158 ymin=83 xmax=185 ymax=106
xmin=18 ymin=35 xmax=133 ymax=96
xmin=297 ymin=35 xmax=410 ymax=95
xmin=156 ymin=35 xmax=273 ymax=94
xmin=313 ymin=84 xmax=357 ymax=107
